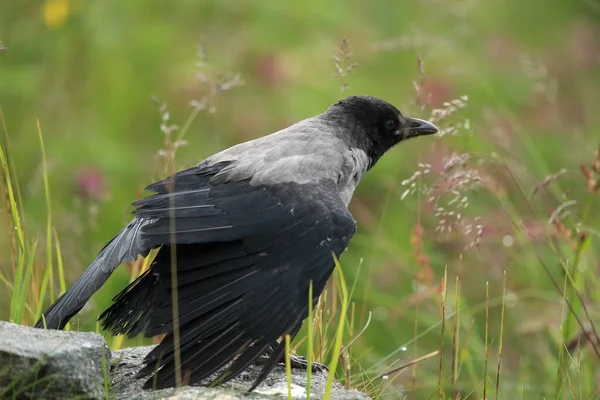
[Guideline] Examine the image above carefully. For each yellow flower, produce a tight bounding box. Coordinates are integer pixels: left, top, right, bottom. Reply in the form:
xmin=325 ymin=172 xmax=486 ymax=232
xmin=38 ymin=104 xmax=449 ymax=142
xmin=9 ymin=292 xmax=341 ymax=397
xmin=43 ymin=0 xmax=69 ymax=29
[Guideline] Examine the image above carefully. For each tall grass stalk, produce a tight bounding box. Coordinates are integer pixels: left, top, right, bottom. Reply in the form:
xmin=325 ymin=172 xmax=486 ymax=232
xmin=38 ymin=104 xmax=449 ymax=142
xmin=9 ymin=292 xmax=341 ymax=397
xmin=556 ymin=269 xmax=570 ymax=398
xmin=557 ymin=230 xmax=594 ymax=397
xmin=451 ymin=276 xmax=460 ymax=396
xmin=306 ymin=281 xmax=314 ymax=400
xmin=53 ymin=228 xmax=66 ymax=294
xmin=0 ymin=108 xmax=26 ymax=252
xmin=284 ymin=334 xmax=293 ymax=400
xmin=34 ymin=120 xmax=54 ymax=323
xmin=12 ymin=241 xmax=37 ymax=324
xmin=323 ymin=255 xmax=349 ymax=400
xmin=411 ymin=280 xmax=420 ymax=400
xmin=483 ymin=282 xmax=489 ymax=400
xmin=495 ymin=271 xmax=506 ymax=400
xmin=169 ymin=187 xmax=182 ymax=388
xmin=438 ymin=267 xmax=447 ymax=399
xmin=0 ymin=135 xmax=24 ymax=249
xmin=1 ymin=138 xmax=30 ymax=324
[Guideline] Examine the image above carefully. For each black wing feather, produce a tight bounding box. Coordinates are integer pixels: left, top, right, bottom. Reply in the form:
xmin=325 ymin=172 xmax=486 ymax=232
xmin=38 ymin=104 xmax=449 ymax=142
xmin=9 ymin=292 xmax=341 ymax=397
xmin=38 ymin=160 xmax=356 ymax=391
xmin=104 ymin=173 xmax=355 ymax=389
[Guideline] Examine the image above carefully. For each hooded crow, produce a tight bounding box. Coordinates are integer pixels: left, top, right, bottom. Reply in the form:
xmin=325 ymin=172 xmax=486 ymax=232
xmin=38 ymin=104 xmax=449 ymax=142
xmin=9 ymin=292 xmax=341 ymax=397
xmin=35 ymin=95 xmax=438 ymax=390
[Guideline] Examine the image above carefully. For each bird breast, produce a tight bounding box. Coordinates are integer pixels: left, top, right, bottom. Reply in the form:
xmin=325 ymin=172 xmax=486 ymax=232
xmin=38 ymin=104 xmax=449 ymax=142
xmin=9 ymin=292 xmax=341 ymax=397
xmin=338 ymin=148 xmax=370 ymax=206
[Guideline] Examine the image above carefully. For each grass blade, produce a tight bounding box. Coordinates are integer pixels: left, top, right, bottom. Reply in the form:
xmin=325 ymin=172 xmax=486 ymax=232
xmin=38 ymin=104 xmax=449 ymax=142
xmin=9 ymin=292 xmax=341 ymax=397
xmin=14 ymin=241 xmax=38 ymax=324
xmin=0 ymin=139 xmax=24 ymax=250
xmin=53 ymin=227 xmax=66 ymax=294
xmin=34 ymin=120 xmax=55 ymax=323
xmin=495 ymin=271 xmax=506 ymax=400
xmin=307 ymin=280 xmax=313 ymax=400
xmin=324 ymin=254 xmax=349 ymax=400
xmin=483 ymin=281 xmax=489 ymax=400
xmin=285 ymin=334 xmax=292 ymax=400
xmin=438 ymin=267 xmax=447 ymax=399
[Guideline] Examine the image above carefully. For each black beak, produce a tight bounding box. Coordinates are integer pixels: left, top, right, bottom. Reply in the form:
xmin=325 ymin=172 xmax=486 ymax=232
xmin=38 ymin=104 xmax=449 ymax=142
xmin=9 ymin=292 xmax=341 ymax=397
xmin=407 ymin=117 xmax=439 ymax=137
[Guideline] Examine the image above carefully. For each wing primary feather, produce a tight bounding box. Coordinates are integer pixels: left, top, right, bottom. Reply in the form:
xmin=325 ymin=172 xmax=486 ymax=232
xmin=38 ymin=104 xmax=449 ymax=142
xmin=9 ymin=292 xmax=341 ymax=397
xmin=138 ymin=297 xmax=245 ymax=372
xmin=145 ymin=323 xmax=247 ymax=389
xmin=210 ymin=340 xmax=272 ymax=386
xmin=248 ymin=317 xmax=304 ymax=392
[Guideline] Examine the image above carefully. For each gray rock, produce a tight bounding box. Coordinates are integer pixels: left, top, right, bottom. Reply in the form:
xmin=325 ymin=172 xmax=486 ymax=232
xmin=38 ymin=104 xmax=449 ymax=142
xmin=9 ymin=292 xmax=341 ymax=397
xmin=111 ymin=346 xmax=370 ymax=400
xmin=0 ymin=321 xmax=111 ymax=400
xmin=0 ymin=322 xmax=369 ymax=399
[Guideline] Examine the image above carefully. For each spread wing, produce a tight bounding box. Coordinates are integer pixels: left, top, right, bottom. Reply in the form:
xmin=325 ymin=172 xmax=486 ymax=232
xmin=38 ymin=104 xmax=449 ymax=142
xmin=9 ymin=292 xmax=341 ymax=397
xmin=95 ymin=161 xmax=357 ymax=389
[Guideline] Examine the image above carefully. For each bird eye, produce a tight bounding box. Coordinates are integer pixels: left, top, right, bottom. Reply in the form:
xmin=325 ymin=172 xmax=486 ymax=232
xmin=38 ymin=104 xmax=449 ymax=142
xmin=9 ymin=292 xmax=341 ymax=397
xmin=384 ymin=119 xmax=398 ymax=131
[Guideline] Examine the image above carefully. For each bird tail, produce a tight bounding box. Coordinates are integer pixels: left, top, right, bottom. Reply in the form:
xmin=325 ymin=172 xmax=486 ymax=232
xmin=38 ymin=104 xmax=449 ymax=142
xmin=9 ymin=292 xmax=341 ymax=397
xmin=35 ymin=219 xmax=148 ymax=330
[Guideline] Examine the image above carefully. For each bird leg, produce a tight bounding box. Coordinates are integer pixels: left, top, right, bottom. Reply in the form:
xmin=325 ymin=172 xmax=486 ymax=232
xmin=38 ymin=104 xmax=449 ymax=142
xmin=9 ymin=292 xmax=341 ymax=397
xmin=288 ymin=353 xmax=328 ymax=373
xmin=257 ymin=342 xmax=328 ymax=372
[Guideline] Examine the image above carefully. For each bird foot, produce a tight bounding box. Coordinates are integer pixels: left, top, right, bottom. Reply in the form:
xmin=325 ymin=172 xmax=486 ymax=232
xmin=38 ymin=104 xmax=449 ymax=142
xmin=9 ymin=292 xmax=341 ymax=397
xmin=257 ymin=344 xmax=328 ymax=372
xmin=287 ymin=354 xmax=328 ymax=373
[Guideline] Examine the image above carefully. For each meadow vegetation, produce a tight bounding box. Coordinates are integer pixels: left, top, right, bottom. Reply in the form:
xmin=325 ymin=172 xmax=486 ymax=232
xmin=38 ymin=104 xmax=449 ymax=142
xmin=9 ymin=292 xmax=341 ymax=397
xmin=1 ymin=1 xmax=600 ymax=398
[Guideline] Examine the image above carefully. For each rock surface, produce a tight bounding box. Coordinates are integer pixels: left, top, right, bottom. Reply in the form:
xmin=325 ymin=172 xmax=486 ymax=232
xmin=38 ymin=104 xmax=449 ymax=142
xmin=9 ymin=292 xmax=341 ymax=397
xmin=0 ymin=322 xmax=370 ymax=399
xmin=0 ymin=321 xmax=110 ymax=400
xmin=111 ymin=346 xmax=370 ymax=400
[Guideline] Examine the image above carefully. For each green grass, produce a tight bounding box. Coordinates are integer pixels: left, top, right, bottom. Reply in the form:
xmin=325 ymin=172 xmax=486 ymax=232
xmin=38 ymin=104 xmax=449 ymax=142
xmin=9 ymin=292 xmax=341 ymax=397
xmin=285 ymin=334 xmax=293 ymax=399
xmin=2 ymin=0 xmax=600 ymax=398
xmin=306 ymin=281 xmax=314 ymax=400
xmin=324 ymin=258 xmax=350 ymax=399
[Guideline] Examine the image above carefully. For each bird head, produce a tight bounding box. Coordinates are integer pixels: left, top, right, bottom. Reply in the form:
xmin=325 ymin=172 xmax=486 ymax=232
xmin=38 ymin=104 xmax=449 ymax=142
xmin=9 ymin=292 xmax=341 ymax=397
xmin=326 ymin=95 xmax=438 ymax=164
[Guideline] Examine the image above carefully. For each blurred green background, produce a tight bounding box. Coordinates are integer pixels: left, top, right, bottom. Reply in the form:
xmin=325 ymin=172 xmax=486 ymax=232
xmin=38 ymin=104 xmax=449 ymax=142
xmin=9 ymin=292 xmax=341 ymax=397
xmin=1 ymin=0 xmax=600 ymax=398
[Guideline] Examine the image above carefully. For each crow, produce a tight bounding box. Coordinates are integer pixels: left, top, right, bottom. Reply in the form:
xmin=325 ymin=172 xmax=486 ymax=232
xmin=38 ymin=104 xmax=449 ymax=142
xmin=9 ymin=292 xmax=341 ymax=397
xmin=35 ymin=95 xmax=438 ymax=390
